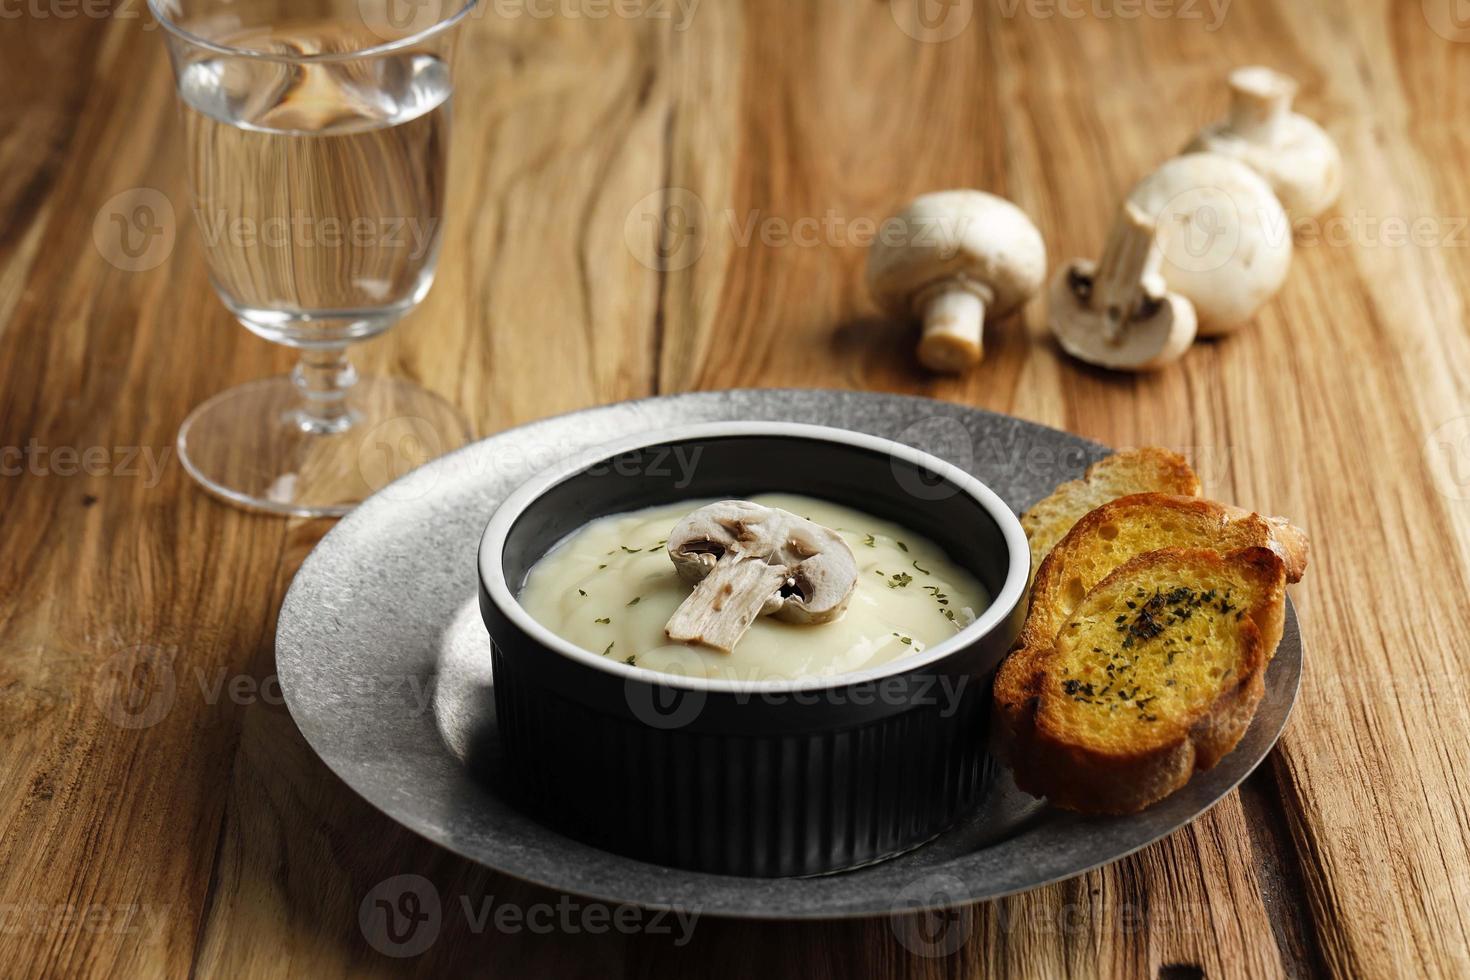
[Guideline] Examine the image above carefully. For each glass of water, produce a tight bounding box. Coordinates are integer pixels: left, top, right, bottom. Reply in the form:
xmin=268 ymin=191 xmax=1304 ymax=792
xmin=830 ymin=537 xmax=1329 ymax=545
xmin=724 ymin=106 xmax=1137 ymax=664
xmin=151 ymin=0 xmax=477 ymax=516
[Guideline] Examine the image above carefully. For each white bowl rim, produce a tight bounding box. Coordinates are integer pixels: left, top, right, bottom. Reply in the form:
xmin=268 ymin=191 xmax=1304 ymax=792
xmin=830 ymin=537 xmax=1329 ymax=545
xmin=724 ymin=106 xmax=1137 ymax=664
xmin=478 ymin=421 xmax=1030 ymax=695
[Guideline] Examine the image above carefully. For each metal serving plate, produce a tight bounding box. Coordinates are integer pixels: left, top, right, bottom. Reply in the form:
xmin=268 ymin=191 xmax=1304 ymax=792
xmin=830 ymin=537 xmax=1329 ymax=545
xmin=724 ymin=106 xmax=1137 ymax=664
xmin=276 ymin=389 xmax=1301 ymax=919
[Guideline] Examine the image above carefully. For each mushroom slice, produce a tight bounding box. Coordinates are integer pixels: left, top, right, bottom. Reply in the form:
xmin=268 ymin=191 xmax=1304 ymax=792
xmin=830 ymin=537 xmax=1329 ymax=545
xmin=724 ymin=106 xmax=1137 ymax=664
xmin=1049 ymin=202 xmax=1197 ymax=372
xmin=664 ymin=501 xmax=858 ymax=653
xmin=765 ymin=519 xmax=859 ymax=625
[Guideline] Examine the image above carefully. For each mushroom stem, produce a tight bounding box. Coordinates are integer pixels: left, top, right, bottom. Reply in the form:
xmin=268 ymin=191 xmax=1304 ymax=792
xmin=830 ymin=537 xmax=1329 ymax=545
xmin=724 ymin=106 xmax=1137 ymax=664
xmin=1092 ymin=203 xmax=1166 ymax=344
xmin=1226 ymin=66 xmax=1298 ymax=143
xmin=916 ymin=282 xmax=990 ymax=372
xmin=665 ymin=553 xmax=791 ymax=653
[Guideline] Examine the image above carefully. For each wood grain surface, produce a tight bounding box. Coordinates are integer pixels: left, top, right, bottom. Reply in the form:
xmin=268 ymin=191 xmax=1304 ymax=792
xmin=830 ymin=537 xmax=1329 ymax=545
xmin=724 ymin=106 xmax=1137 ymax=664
xmin=3 ymin=0 xmax=1470 ymax=977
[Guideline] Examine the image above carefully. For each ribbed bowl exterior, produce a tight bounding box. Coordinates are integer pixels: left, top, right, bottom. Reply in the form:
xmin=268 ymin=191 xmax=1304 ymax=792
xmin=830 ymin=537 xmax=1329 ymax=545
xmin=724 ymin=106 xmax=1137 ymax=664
xmin=479 ymin=423 xmax=1027 ymax=878
xmin=491 ymin=643 xmax=997 ymax=877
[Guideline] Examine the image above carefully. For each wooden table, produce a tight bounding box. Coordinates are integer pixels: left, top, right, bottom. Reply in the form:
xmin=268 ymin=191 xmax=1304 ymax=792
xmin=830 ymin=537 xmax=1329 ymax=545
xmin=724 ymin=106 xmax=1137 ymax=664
xmin=4 ymin=1 xmax=1470 ymax=976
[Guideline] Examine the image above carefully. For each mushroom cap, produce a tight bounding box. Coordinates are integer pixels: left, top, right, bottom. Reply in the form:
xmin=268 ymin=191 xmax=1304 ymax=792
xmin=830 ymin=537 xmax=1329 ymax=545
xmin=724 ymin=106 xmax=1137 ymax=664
xmin=666 ymin=499 xmax=778 ymax=584
xmin=666 ymin=501 xmax=858 ymax=624
xmin=1048 ymin=261 xmax=1198 ymax=371
xmin=1127 ymin=153 xmax=1292 ymax=335
xmin=1186 ymin=117 xmax=1341 ymax=221
xmin=1185 ymin=68 xmax=1341 ymax=221
xmin=866 ymin=190 xmax=1047 ymax=319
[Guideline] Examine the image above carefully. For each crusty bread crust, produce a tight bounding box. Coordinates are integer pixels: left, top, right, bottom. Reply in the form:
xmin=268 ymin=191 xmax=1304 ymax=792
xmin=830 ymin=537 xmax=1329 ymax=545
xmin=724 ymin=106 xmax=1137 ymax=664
xmin=1021 ymin=448 xmax=1202 ymax=570
xmin=995 ymin=494 xmax=1308 ymax=749
xmin=998 ymin=547 xmax=1288 ymax=815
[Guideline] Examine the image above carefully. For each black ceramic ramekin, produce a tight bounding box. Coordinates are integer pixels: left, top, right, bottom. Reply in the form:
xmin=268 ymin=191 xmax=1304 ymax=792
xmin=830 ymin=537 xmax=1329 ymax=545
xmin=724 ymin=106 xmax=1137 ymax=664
xmin=478 ymin=422 xmax=1028 ymax=877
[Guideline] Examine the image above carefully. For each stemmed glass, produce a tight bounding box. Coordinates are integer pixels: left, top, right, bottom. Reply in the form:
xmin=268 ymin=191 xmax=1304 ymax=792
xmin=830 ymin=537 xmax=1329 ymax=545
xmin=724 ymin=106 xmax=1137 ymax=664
xmin=150 ymin=0 xmax=477 ymax=516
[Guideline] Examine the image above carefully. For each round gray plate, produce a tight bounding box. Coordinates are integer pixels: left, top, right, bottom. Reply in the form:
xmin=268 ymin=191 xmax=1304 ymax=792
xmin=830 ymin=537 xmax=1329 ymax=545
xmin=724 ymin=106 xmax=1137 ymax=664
xmin=277 ymin=389 xmax=1301 ymax=919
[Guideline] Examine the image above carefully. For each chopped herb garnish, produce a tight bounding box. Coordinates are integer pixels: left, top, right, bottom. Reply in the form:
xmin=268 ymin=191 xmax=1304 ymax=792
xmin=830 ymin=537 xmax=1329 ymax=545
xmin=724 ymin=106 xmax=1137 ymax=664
xmin=862 ymin=533 xmax=876 ymax=548
xmin=896 ymin=541 xmax=909 ymax=552
xmin=595 ymin=617 xmax=611 ymax=625
xmin=888 ymin=572 xmax=913 ymax=589
xmin=912 ymin=560 xmax=931 ymax=575
xmin=597 ymin=563 xmax=608 ymax=570
xmin=578 ymin=589 xmax=588 ymax=597
xmin=623 ymin=655 xmax=637 ymax=666
xmin=626 ymin=596 xmax=641 ymax=607
xmin=602 ymin=642 xmax=615 ymax=655
xmin=621 ymin=545 xmax=640 ymax=553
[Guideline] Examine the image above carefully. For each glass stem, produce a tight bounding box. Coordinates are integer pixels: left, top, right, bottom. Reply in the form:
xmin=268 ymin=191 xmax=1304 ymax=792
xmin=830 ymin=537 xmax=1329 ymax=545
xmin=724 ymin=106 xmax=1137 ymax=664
xmin=291 ymin=347 xmax=359 ymax=434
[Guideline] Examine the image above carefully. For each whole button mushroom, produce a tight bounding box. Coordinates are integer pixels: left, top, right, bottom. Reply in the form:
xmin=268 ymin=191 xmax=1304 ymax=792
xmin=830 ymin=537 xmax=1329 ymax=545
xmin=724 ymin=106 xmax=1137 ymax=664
xmin=1049 ymin=202 xmax=1198 ymax=371
xmin=1127 ymin=153 xmax=1292 ymax=336
xmin=1185 ymin=66 xmax=1341 ymax=222
xmin=866 ymin=190 xmax=1047 ymax=372
xmin=664 ymin=500 xmax=858 ymax=653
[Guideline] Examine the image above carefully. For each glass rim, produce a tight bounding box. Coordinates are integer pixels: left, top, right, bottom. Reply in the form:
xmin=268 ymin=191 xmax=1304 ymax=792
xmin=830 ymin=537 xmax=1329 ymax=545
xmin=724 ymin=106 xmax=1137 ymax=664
xmin=145 ymin=0 xmax=479 ymax=64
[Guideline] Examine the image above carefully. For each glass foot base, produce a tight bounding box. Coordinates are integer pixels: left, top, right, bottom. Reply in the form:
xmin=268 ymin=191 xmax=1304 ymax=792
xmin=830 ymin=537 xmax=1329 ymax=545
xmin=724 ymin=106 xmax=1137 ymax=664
xmin=178 ymin=375 xmax=473 ymax=518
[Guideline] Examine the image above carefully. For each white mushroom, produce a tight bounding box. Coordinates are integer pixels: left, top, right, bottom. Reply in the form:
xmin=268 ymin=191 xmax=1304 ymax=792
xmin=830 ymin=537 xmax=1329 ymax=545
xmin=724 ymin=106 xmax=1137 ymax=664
xmin=1185 ymin=66 xmax=1341 ymax=222
xmin=866 ymin=190 xmax=1047 ymax=372
xmin=1049 ymin=202 xmax=1197 ymax=371
xmin=1127 ymin=153 xmax=1292 ymax=336
xmin=664 ymin=501 xmax=858 ymax=653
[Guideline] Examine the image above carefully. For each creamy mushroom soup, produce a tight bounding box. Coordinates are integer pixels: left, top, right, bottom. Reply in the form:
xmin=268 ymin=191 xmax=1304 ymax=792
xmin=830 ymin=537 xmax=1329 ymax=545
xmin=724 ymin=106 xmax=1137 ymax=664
xmin=517 ymin=493 xmax=990 ymax=682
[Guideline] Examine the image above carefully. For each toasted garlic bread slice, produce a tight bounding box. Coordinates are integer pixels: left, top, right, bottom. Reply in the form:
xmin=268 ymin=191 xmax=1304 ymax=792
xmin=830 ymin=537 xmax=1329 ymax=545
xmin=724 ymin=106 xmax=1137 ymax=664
xmin=1021 ymin=448 xmax=1201 ymax=571
xmin=995 ymin=494 xmax=1307 ymax=739
xmin=1009 ymin=547 xmax=1287 ymax=814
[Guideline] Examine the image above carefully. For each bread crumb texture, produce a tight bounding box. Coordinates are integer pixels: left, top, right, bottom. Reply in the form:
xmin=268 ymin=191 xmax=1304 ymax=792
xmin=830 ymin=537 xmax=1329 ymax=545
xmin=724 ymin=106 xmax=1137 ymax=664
xmin=1040 ymin=551 xmax=1269 ymax=750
